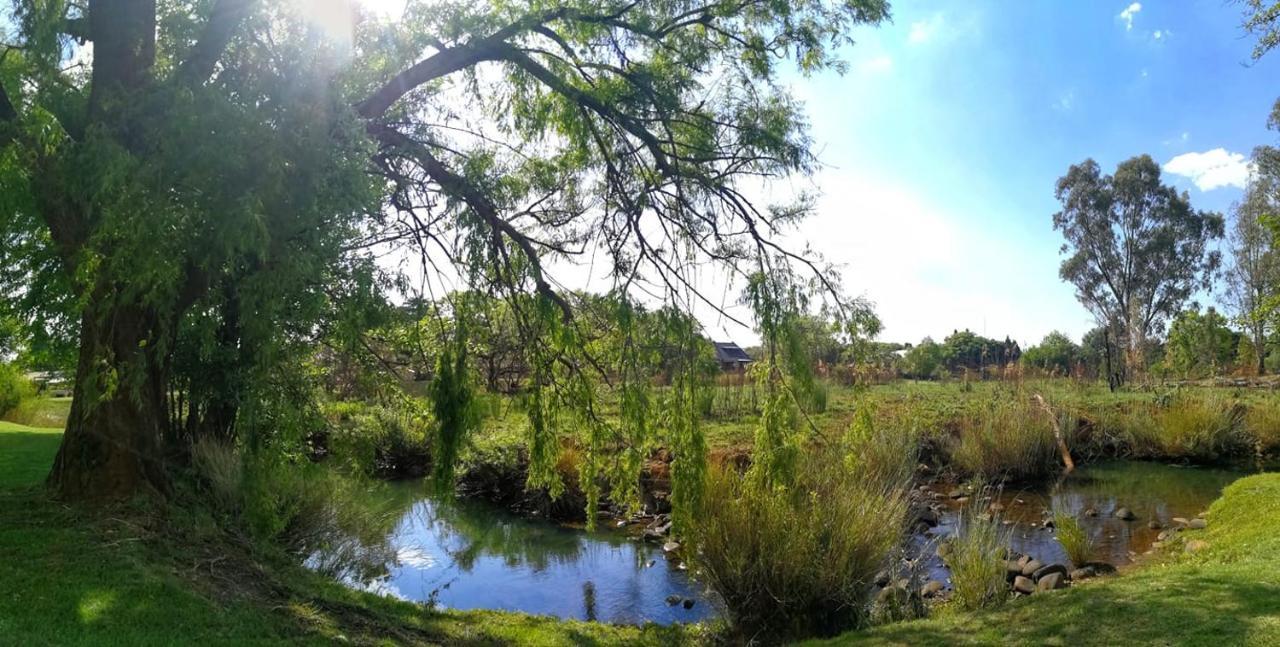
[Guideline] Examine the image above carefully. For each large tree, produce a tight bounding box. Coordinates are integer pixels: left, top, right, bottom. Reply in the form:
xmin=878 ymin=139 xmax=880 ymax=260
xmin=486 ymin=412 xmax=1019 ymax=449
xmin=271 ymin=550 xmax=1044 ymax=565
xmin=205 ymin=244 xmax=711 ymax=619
xmin=1052 ymin=155 xmax=1224 ymax=380
xmin=0 ymin=1 xmax=889 ymax=501
xmin=1225 ymin=176 xmax=1280 ymax=375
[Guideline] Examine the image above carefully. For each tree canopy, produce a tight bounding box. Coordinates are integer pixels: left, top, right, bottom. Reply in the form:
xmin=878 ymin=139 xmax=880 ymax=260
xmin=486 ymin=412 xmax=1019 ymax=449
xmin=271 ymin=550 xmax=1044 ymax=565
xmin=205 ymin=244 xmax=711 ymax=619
xmin=0 ymin=0 xmax=891 ymax=502
xmin=1053 ymin=155 xmax=1224 ymax=378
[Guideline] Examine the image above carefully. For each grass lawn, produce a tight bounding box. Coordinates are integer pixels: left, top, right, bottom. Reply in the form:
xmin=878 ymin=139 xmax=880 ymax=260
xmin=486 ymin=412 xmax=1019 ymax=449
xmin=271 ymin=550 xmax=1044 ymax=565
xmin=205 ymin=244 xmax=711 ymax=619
xmin=812 ymin=471 xmax=1280 ymax=646
xmin=0 ymin=423 xmax=697 ymax=646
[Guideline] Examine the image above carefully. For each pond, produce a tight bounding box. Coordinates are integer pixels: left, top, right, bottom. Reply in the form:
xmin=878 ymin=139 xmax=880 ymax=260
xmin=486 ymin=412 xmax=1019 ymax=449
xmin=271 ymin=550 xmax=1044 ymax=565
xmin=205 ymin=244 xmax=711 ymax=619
xmin=343 ymin=482 xmax=718 ymax=625
xmin=914 ymin=460 xmax=1246 ymax=584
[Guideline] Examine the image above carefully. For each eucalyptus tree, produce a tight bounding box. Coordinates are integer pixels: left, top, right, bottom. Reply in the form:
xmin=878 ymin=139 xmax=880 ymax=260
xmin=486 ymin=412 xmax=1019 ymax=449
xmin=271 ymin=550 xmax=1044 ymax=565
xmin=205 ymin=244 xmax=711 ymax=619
xmin=0 ymin=0 xmax=889 ymax=502
xmin=1225 ymin=181 xmax=1280 ymax=375
xmin=1052 ymin=155 xmax=1224 ymax=381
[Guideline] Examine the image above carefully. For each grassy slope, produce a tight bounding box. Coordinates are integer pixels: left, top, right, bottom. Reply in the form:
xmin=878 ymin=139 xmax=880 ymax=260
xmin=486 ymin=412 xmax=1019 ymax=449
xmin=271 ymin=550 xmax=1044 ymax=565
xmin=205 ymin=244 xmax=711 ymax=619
xmin=0 ymin=423 xmax=695 ymax=646
xmin=813 ymin=472 xmax=1280 ymax=646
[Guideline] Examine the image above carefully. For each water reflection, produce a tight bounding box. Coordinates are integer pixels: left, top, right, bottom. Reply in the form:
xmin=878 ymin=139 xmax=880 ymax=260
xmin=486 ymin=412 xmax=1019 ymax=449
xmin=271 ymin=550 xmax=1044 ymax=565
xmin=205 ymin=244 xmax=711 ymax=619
xmin=919 ymin=461 xmax=1244 ymax=583
xmin=348 ymin=482 xmax=717 ymax=624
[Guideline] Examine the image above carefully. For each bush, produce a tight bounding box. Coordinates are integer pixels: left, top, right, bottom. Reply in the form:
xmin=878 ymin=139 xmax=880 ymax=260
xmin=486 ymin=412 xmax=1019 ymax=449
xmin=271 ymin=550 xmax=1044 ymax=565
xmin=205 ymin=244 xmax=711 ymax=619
xmin=689 ymin=441 xmax=910 ymax=641
xmin=0 ymin=364 xmax=35 ymax=419
xmin=324 ymin=401 xmax=433 ymax=478
xmin=945 ymin=505 xmax=1011 ymax=611
xmin=1053 ymin=509 xmax=1094 ymax=567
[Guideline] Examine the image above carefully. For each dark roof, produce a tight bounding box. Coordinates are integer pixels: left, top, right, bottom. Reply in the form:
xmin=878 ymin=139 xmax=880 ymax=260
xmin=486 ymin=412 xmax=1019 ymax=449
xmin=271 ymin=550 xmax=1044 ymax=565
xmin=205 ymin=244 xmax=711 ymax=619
xmin=713 ymin=342 xmax=752 ymax=363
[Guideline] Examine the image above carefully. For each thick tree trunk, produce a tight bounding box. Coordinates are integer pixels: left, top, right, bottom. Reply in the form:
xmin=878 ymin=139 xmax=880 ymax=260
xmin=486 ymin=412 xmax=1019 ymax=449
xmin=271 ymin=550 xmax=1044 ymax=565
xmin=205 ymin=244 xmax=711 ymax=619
xmin=47 ymin=294 xmax=171 ymax=501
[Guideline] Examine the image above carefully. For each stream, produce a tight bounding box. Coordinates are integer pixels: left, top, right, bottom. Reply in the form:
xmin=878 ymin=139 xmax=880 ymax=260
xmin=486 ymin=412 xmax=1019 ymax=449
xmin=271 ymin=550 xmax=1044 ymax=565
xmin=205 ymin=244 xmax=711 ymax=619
xmin=332 ymin=460 xmax=1245 ymax=624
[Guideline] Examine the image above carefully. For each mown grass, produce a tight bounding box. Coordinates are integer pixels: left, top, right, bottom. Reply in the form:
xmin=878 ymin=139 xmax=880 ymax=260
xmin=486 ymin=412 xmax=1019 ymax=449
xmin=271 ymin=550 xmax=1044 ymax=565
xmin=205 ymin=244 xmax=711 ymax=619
xmin=809 ymin=471 xmax=1280 ymax=646
xmin=0 ymin=424 xmax=698 ymax=646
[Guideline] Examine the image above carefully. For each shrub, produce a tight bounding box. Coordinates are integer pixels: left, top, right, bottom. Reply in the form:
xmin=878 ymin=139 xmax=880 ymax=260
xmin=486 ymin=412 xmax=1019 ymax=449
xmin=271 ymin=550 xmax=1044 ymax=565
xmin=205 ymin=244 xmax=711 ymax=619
xmin=191 ymin=436 xmax=243 ymax=511
xmin=1053 ymin=509 xmax=1094 ymax=567
xmin=945 ymin=504 xmax=1011 ymax=611
xmin=325 ymin=401 xmax=433 ymax=478
xmin=0 ymin=364 xmax=35 ymax=419
xmin=1246 ymin=398 xmax=1280 ymax=455
xmin=689 ymin=441 xmax=910 ymax=641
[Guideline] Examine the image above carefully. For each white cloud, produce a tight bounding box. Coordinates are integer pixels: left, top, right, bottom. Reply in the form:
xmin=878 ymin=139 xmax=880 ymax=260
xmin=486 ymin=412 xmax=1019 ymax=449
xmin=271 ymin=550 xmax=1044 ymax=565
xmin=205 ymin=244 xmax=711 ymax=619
xmin=859 ymin=54 xmax=894 ymax=73
xmin=1164 ymin=148 xmax=1253 ymax=191
xmin=1118 ymin=2 xmax=1141 ymax=31
xmin=1153 ymin=29 xmax=1163 ymax=40
xmin=908 ymin=14 xmax=945 ymax=45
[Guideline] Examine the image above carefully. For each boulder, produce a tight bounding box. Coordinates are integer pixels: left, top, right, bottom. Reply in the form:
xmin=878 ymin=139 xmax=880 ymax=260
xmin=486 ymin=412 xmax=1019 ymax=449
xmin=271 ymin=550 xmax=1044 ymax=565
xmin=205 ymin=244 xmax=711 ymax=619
xmin=1157 ymin=528 xmax=1181 ymax=542
xmin=1188 ymin=518 xmax=1208 ymax=530
xmin=1185 ymin=540 xmax=1210 ymax=554
xmin=1020 ymin=559 xmax=1044 ymax=577
xmin=1115 ymin=507 xmax=1136 ymax=521
xmin=1172 ymin=516 xmax=1190 ymax=526
xmin=1037 ymin=572 xmax=1067 ymax=591
xmin=921 ymin=580 xmax=946 ymax=598
xmin=682 ymin=599 xmax=696 ymax=609
xmin=1013 ymin=576 xmax=1036 ymax=595
xmin=665 ymin=595 xmax=682 ymax=606
xmin=1004 ymin=560 xmax=1023 ymax=582
xmin=1032 ymin=563 xmax=1068 ymax=583
xmin=662 ymin=541 xmax=681 ymax=553
xmin=876 ymin=584 xmax=912 ymax=606
xmin=1069 ymin=566 xmax=1096 ymax=581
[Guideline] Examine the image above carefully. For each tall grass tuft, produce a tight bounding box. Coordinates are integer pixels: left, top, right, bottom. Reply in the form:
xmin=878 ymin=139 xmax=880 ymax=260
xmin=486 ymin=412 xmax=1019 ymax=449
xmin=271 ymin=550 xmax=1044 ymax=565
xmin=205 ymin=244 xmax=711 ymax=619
xmin=950 ymin=398 xmax=1059 ymax=481
xmin=690 ymin=440 xmax=910 ymax=641
xmin=191 ymin=436 xmax=244 ymax=511
xmin=1119 ymin=394 xmax=1249 ymax=461
xmin=1053 ymin=509 xmax=1094 ymax=567
xmin=945 ymin=503 xmax=1012 ymax=610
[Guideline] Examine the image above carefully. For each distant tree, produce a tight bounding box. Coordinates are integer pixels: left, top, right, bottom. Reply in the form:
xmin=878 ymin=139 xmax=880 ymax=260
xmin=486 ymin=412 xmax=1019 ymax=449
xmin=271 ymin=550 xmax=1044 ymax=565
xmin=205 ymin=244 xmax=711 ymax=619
xmin=1053 ymin=155 xmax=1225 ymax=382
xmin=1163 ymin=307 xmax=1240 ymax=378
xmin=1021 ymin=331 xmax=1080 ymax=375
xmin=901 ymin=337 xmax=944 ymax=379
xmin=938 ymin=329 xmax=1020 ymax=373
xmin=1224 ymin=177 xmax=1280 ymax=375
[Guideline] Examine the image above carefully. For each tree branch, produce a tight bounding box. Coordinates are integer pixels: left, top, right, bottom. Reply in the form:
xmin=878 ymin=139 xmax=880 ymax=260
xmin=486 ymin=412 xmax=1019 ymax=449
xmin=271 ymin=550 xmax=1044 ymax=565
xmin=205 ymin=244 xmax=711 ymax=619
xmin=178 ymin=0 xmax=256 ymax=84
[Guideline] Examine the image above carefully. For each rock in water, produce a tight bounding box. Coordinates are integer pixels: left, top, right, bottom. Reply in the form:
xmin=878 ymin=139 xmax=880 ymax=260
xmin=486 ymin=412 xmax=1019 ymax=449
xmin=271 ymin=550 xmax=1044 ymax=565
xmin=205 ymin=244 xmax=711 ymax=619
xmin=682 ymin=599 xmax=695 ymax=609
xmin=1148 ymin=520 xmax=1163 ymax=530
xmin=1020 ymin=559 xmax=1044 ymax=577
xmin=662 ymin=541 xmax=680 ymax=553
xmin=1115 ymin=507 xmax=1136 ymax=521
xmin=1037 ymin=572 xmax=1066 ymax=591
xmin=665 ymin=595 xmax=682 ymax=606
xmin=1013 ymin=576 xmax=1036 ymax=595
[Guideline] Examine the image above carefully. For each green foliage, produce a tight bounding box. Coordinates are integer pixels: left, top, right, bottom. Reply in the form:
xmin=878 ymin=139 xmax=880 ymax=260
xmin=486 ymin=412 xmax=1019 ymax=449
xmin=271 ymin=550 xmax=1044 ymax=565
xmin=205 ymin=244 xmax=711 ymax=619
xmin=1052 ymin=510 xmax=1094 ymax=567
xmin=1163 ymin=307 xmax=1239 ymax=378
xmin=690 ymin=441 xmax=909 ymax=641
xmin=324 ymin=400 xmax=433 ymax=478
xmin=1115 ymin=394 xmax=1250 ymax=462
xmin=901 ymin=338 xmax=945 ymax=379
xmin=939 ymin=330 xmax=1021 ymax=371
xmin=428 ymin=335 xmax=480 ymax=492
xmin=0 ymin=364 xmax=34 ymax=418
xmin=944 ymin=509 xmax=1011 ymax=611
xmin=1053 ymin=155 xmax=1225 ymax=376
xmin=1022 ymin=331 xmax=1081 ymax=375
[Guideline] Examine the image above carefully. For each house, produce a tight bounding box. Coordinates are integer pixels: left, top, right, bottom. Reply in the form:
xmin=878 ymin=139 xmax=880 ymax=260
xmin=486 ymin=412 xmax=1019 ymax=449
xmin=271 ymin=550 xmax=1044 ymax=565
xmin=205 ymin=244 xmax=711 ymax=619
xmin=713 ymin=342 xmax=753 ymax=372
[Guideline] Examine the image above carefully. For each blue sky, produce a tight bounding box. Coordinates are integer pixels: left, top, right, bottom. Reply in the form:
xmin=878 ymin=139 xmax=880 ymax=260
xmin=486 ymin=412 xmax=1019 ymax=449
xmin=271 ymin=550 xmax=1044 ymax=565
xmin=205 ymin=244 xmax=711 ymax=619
xmin=729 ymin=0 xmax=1280 ymax=348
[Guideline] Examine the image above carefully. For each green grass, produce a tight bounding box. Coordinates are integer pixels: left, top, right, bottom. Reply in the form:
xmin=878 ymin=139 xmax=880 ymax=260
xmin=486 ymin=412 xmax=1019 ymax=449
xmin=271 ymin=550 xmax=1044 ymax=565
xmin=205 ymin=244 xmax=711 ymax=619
xmin=0 ymin=424 xmax=698 ymax=646
xmin=809 ymin=471 xmax=1280 ymax=646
